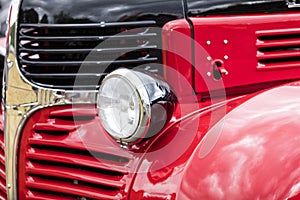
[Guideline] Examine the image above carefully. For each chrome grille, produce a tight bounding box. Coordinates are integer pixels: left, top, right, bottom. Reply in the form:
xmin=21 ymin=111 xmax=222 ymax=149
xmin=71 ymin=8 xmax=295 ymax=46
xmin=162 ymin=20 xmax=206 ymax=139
xmin=18 ymin=21 xmax=162 ymax=89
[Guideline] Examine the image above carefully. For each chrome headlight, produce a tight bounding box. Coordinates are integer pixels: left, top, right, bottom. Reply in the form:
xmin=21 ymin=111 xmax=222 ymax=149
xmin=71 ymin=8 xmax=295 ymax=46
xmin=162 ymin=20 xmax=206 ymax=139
xmin=97 ymin=68 xmax=176 ymax=143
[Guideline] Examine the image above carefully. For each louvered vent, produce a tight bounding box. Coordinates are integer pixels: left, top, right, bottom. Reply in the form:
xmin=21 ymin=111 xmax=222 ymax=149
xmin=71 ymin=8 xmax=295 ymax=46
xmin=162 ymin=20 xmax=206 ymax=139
xmin=256 ymin=28 xmax=300 ymax=70
xmin=18 ymin=21 xmax=162 ymax=89
xmin=18 ymin=106 xmax=134 ymax=200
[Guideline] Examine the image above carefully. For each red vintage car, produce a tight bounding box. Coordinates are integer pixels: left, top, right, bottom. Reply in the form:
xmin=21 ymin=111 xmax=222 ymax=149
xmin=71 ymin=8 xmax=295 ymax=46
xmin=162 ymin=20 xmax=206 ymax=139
xmin=1 ymin=0 xmax=300 ymax=199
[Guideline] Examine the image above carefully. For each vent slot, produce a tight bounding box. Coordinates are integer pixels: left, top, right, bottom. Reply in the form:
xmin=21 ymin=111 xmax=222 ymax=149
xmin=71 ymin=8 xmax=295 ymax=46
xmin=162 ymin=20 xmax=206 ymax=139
xmin=256 ymin=28 xmax=300 ymax=70
xmin=18 ymin=21 xmax=162 ymax=89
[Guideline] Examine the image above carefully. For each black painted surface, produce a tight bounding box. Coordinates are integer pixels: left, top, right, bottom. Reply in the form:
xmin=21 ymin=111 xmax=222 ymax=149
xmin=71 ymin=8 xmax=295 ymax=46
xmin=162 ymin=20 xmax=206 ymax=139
xmin=18 ymin=0 xmax=185 ymax=89
xmin=187 ymin=0 xmax=300 ymax=16
xmin=20 ymin=0 xmax=184 ymax=26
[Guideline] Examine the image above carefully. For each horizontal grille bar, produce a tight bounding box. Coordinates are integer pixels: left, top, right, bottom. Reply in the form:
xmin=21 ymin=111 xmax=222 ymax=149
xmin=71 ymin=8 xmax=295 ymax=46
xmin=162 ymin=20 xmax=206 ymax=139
xmin=20 ymin=20 xmax=156 ymax=29
xmin=19 ymin=56 xmax=158 ymax=67
xmin=19 ymin=45 xmax=158 ymax=54
xmin=19 ymin=32 xmax=157 ymax=42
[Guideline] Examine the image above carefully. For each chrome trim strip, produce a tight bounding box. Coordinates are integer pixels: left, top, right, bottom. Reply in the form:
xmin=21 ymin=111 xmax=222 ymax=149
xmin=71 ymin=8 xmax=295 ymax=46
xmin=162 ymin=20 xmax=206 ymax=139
xmin=19 ymin=20 xmax=156 ymax=28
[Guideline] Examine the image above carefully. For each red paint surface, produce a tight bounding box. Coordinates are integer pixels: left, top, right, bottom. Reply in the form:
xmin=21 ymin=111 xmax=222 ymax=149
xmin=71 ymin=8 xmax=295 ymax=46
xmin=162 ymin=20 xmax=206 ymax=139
xmin=192 ymin=13 xmax=300 ymax=94
xmin=162 ymin=19 xmax=195 ymax=97
xmin=179 ymin=83 xmax=300 ymax=199
xmin=130 ymin=82 xmax=300 ymax=199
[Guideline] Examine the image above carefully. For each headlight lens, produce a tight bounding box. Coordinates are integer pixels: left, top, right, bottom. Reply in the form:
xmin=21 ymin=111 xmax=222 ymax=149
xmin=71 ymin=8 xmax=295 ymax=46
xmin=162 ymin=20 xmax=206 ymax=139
xmin=98 ymin=69 xmax=151 ymax=142
xmin=98 ymin=76 xmax=141 ymax=139
xmin=98 ymin=68 xmax=176 ymax=143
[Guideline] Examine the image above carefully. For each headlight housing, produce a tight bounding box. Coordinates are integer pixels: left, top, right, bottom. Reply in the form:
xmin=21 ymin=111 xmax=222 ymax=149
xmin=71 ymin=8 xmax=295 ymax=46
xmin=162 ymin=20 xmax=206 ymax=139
xmin=98 ymin=68 xmax=176 ymax=143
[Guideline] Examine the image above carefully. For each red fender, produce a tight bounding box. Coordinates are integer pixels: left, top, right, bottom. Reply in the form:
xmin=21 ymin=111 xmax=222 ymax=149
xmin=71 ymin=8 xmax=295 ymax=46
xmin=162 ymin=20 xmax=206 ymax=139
xmin=178 ymin=83 xmax=300 ymax=199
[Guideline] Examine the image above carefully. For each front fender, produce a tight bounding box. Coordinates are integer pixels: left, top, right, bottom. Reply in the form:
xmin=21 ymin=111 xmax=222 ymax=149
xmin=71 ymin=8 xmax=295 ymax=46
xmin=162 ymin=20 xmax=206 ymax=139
xmin=130 ymin=82 xmax=300 ymax=199
xmin=179 ymin=83 xmax=300 ymax=199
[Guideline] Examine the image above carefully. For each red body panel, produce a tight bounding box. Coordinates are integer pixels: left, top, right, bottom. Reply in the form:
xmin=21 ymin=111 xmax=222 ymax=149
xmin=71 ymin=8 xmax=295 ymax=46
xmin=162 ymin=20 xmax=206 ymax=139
xmin=130 ymin=82 xmax=300 ymax=199
xmin=192 ymin=13 xmax=300 ymax=94
xmin=162 ymin=19 xmax=195 ymax=97
xmin=179 ymin=83 xmax=300 ymax=199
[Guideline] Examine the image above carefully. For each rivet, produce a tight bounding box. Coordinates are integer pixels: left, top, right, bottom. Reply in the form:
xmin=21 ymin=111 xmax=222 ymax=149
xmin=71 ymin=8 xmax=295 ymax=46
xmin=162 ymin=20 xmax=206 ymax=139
xmin=7 ymin=184 xmax=11 ymax=189
xmin=224 ymin=39 xmax=229 ymax=44
xmin=207 ymin=56 xmax=212 ymax=61
xmin=206 ymin=41 xmax=211 ymax=45
xmin=207 ymin=72 xmax=212 ymax=77
xmin=224 ymin=55 xmax=229 ymax=60
xmin=18 ymin=111 xmax=23 ymax=116
xmin=7 ymin=59 xmax=14 ymax=68
xmin=73 ymin=180 xmax=79 ymax=185
xmin=100 ymin=21 xmax=105 ymax=27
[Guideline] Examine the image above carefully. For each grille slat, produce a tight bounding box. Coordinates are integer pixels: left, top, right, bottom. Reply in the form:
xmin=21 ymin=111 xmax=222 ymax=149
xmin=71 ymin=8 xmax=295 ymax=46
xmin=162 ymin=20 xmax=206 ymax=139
xmin=19 ymin=32 xmax=158 ymax=42
xmin=256 ymin=28 xmax=300 ymax=70
xmin=19 ymin=45 xmax=158 ymax=54
xmin=33 ymin=123 xmax=78 ymax=132
xmin=26 ymin=190 xmax=76 ymax=200
xmin=28 ymin=135 xmax=132 ymax=161
xmin=0 ymin=156 xmax=4 ymax=172
xmin=24 ymin=73 xmax=106 ymax=79
xmin=19 ymin=57 xmax=158 ymax=67
xmin=26 ymin=148 xmax=129 ymax=175
xmin=0 ymin=134 xmax=4 ymax=150
xmin=20 ymin=21 xmax=157 ymax=28
xmin=0 ymin=164 xmax=5 ymax=181
xmin=18 ymin=21 xmax=162 ymax=89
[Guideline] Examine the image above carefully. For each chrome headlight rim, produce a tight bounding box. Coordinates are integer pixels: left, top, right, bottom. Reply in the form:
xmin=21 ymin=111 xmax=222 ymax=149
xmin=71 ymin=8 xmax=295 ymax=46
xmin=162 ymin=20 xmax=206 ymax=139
xmin=97 ymin=68 xmax=151 ymax=143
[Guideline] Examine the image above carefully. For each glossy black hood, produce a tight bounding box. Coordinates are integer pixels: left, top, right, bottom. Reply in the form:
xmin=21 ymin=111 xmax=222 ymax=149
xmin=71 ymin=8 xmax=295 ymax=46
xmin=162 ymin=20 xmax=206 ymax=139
xmin=20 ymin=0 xmax=184 ymax=26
